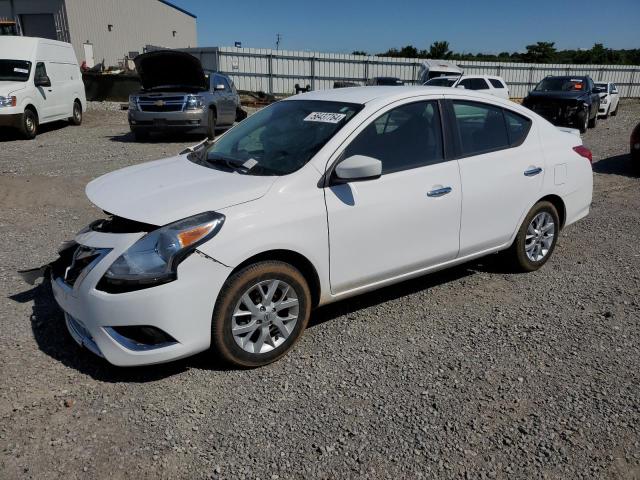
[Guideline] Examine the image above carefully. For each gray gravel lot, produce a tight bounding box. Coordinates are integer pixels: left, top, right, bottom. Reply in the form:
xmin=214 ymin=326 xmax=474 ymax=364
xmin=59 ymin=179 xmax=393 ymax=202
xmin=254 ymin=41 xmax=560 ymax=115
xmin=1 ymin=100 xmax=639 ymax=479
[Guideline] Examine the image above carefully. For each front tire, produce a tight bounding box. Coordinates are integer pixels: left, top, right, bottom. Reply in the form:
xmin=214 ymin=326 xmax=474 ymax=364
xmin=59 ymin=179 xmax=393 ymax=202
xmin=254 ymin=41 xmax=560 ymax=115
xmin=211 ymin=261 xmax=312 ymax=368
xmin=505 ymin=201 xmax=559 ymax=272
xmin=588 ymin=109 xmax=598 ymax=128
xmin=611 ymin=102 xmax=619 ymax=116
xmin=206 ymin=109 xmax=217 ymax=140
xmin=578 ymin=111 xmax=588 ymax=134
xmin=19 ymin=109 xmax=38 ymax=139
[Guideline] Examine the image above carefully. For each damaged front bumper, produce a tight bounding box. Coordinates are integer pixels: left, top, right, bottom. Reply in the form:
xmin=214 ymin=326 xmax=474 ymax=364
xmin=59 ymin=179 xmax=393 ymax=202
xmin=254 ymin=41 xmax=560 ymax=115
xmin=27 ymin=226 xmax=231 ymax=366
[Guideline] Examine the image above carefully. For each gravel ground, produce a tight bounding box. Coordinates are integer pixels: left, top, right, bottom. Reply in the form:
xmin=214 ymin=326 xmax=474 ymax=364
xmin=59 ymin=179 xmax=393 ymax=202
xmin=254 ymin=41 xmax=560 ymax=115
xmin=1 ymin=100 xmax=639 ymax=479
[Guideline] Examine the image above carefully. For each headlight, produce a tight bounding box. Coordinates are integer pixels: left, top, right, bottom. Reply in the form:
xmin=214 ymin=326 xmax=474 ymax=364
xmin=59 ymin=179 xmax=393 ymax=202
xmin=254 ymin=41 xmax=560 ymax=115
xmin=601 ymin=97 xmax=608 ymax=104
xmin=99 ymin=212 xmax=224 ymax=291
xmin=185 ymin=95 xmax=204 ymax=110
xmin=128 ymin=96 xmax=139 ymax=112
xmin=0 ymin=96 xmax=16 ymax=108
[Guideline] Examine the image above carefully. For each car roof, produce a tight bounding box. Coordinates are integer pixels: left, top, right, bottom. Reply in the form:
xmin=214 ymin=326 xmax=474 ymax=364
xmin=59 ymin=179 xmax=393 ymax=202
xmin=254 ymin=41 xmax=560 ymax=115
xmin=285 ymin=86 xmax=504 ymax=105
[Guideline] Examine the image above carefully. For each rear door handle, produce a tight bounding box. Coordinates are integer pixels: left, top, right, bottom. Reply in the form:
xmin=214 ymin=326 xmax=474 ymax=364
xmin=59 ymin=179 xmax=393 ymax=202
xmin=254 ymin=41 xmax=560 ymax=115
xmin=427 ymin=186 xmax=452 ymax=197
xmin=524 ymin=167 xmax=543 ymax=177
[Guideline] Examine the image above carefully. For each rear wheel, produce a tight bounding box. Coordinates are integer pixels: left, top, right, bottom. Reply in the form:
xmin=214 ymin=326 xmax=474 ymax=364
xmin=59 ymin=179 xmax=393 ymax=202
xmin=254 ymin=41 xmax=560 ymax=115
xmin=505 ymin=201 xmax=559 ymax=272
xmin=69 ymin=101 xmax=82 ymax=125
xmin=206 ymin=109 xmax=217 ymax=140
xmin=19 ymin=109 xmax=38 ymax=139
xmin=211 ymin=261 xmax=312 ymax=368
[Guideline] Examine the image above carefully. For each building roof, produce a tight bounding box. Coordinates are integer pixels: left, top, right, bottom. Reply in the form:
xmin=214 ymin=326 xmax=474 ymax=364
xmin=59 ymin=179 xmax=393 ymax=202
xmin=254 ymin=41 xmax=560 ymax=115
xmin=158 ymin=0 xmax=197 ymax=19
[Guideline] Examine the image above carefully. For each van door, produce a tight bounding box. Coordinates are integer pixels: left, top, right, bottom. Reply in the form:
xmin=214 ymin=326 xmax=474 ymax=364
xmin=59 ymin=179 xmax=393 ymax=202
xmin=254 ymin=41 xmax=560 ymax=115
xmin=33 ymin=62 xmax=57 ymax=121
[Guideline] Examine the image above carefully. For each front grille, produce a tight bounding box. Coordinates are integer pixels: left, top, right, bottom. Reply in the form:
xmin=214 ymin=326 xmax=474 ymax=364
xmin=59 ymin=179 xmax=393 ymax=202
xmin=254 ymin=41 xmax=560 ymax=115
xmin=51 ymin=244 xmax=110 ymax=288
xmin=137 ymin=95 xmax=185 ymax=112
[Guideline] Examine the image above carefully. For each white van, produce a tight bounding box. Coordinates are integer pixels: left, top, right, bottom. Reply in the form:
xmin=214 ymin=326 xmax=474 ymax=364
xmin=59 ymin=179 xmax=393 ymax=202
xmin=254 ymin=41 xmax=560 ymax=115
xmin=0 ymin=36 xmax=86 ymax=139
xmin=416 ymin=59 xmax=463 ymax=84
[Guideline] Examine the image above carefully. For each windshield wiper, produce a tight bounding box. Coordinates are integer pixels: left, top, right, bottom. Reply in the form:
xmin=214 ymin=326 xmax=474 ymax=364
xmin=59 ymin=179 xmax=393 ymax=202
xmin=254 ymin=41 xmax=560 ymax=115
xmin=205 ymin=154 xmax=250 ymax=173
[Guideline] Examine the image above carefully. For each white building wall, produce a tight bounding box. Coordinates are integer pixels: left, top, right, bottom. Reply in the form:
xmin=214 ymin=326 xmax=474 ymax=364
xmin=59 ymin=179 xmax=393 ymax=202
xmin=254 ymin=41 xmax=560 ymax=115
xmin=64 ymin=0 xmax=197 ymax=67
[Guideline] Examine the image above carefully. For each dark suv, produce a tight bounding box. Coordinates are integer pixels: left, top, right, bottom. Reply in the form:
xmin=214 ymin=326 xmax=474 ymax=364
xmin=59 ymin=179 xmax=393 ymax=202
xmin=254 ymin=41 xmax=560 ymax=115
xmin=522 ymin=76 xmax=601 ymax=133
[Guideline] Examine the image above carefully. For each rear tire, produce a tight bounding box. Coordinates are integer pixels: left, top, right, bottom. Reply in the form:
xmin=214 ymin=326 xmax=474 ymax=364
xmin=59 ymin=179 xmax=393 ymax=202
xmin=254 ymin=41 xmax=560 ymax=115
xmin=206 ymin=109 xmax=217 ymax=140
xmin=504 ymin=201 xmax=560 ymax=273
xmin=19 ymin=109 xmax=38 ymax=139
xmin=211 ymin=261 xmax=312 ymax=368
xmin=69 ymin=101 xmax=82 ymax=125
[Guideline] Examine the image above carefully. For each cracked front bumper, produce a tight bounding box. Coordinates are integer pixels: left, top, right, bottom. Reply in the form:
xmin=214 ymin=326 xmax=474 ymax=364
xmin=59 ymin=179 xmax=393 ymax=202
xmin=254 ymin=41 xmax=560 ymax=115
xmin=50 ymin=228 xmax=231 ymax=366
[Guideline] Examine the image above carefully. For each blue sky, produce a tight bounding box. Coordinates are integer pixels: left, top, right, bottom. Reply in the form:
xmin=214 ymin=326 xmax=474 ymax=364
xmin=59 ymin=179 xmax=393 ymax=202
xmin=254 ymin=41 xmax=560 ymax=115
xmin=174 ymin=0 xmax=640 ymax=54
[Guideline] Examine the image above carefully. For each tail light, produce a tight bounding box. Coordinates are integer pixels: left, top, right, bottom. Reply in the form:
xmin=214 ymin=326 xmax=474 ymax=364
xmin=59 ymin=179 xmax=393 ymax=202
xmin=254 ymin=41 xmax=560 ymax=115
xmin=573 ymin=145 xmax=592 ymax=164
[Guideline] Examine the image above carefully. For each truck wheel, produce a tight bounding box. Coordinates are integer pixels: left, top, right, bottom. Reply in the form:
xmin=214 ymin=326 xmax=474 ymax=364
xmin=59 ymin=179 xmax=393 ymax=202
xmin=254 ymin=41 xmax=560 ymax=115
xmin=588 ymin=110 xmax=597 ymax=128
xmin=133 ymin=130 xmax=149 ymax=142
xmin=206 ymin=109 xmax=217 ymax=139
xmin=19 ymin=109 xmax=38 ymax=139
xmin=69 ymin=101 xmax=82 ymax=125
xmin=579 ymin=112 xmax=588 ymax=134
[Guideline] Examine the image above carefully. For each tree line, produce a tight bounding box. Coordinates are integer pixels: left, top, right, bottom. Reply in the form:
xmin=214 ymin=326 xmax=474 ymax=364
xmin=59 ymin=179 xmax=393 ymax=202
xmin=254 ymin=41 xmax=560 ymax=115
xmin=351 ymin=41 xmax=640 ymax=65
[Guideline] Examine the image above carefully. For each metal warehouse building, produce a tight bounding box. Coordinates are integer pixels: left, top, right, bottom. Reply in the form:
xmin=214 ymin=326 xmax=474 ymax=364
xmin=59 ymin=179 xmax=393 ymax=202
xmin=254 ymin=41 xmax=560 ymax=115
xmin=0 ymin=0 xmax=197 ymax=67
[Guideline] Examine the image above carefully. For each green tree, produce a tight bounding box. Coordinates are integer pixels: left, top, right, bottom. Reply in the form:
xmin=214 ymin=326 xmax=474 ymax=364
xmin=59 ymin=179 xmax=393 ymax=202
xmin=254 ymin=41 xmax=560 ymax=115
xmin=351 ymin=50 xmax=368 ymax=56
xmin=524 ymin=42 xmax=557 ymax=63
xmin=428 ymin=41 xmax=452 ymax=59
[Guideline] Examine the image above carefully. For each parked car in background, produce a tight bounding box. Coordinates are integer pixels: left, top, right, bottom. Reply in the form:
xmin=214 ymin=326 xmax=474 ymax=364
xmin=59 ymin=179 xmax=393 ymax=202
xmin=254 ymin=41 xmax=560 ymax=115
xmin=416 ymin=59 xmax=463 ymax=84
xmin=128 ymin=50 xmax=239 ymax=141
xmin=522 ymin=76 xmax=600 ymax=134
xmin=0 ymin=36 xmax=86 ymax=139
xmin=595 ymin=82 xmax=620 ymax=118
xmin=424 ymin=74 xmax=510 ymax=99
xmin=47 ymin=86 xmax=592 ymax=368
xmin=366 ymin=77 xmax=404 ymax=86
xmin=631 ymin=121 xmax=640 ymax=169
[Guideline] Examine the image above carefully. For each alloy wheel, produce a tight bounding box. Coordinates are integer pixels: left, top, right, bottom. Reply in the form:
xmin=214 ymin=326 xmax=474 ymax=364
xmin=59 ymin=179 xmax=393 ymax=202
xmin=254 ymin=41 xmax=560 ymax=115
xmin=525 ymin=212 xmax=555 ymax=262
xmin=231 ymin=279 xmax=299 ymax=354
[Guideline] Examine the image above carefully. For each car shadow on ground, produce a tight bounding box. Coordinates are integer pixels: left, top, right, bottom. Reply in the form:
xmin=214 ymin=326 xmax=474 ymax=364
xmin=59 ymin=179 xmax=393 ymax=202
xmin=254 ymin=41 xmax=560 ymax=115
xmin=10 ymin=256 xmax=501 ymax=383
xmin=592 ymin=153 xmax=638 ymax=177
xmin=0 ymin=120 xmax=73 ymax=141
xmin=107 ymin=131 xmax=207 ymax=144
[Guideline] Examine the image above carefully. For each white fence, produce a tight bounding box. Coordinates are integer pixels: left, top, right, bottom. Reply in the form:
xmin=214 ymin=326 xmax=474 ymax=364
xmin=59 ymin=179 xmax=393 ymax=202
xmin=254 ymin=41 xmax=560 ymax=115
xmin=181 ymin=46 xmax=640 ymax=98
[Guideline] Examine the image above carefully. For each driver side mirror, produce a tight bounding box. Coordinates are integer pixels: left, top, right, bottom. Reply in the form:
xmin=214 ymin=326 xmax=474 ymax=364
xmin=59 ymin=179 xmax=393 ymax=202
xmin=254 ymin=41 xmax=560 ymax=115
xmin=35 ymin=75 xmax=51 ymax=87
xmin=334 ymin=155 xmax=382 ymax=183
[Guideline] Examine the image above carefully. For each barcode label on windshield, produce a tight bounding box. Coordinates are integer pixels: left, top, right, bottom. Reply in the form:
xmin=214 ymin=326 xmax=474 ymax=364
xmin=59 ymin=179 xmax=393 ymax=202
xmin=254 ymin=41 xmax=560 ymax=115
xmin=304 ymin=112 xmax=346 ymax=123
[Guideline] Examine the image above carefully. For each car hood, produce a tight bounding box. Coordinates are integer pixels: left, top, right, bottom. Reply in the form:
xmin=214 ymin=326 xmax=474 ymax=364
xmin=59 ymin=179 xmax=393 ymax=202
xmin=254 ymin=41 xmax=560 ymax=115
xmin=86 ymin=155 xmax=277 ymax=225
xmin=134 ymin=50 xmax=207 ymax=91
xmin=0 ymin=81 xmax=27 ymax=96
xmin=526 ymin=91 xmax=588 ymax=102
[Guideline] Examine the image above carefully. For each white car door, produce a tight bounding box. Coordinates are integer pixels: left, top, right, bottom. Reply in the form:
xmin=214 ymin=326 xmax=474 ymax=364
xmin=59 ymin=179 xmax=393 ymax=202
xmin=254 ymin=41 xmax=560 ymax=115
xmin=449 ymin=98 xmax=544 ymax=256
xmin=325 ymin=99 xmax=462 ymax=294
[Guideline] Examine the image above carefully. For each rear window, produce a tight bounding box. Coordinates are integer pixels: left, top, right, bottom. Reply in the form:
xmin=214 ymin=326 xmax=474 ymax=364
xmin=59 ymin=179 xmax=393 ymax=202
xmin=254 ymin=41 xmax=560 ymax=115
xmin=489 ymin=78 xmax=506 ymax=89
xmin=504 ymin=110 xmax=532 ymax=146
xmin=459 ymin=78 xmax=490 ymax=90
xmin=452 ymin=101 xmax=509 ymax=156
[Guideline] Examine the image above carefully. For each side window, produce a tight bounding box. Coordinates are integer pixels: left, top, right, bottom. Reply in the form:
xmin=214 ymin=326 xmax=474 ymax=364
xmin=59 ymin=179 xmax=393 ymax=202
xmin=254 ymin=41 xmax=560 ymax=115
xmin=343 ymin=101 xmax=444 ymax=174
xmin=459 ymin=78 xmax=490 ymax=90
xmin=452 ymin=101 xmax=509 ymax=156
xmin=503 ymin=110 xmax=532 ymax=146
xmin=489 ymin=78 xmax=505 ymax=89
xmin=220 ymin=77 xmax=232 ymax=91
xmin=35 ymin=62 xmax=47 ymax=79
xmin=213 ymin=74 xmax=227 ymax=91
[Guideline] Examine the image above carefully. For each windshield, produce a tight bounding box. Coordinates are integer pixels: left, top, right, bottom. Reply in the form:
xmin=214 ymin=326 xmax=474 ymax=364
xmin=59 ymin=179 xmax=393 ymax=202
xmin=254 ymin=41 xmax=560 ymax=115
xmin=0 ymin=60 xmax=31 ymax=82
xmin=425 ymin=77 xmax=456 ymax=87
xmin=534 ymin=77 xmax=586 ymax=92
xmin=197 ymin=100 xmax=362 ymax=176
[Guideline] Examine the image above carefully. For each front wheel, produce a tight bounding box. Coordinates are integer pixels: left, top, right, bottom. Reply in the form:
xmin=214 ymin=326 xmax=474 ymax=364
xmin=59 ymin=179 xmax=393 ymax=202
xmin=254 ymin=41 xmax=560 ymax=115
xmin=211 ymin=261 xmax=312 ymax=368
xmin=19 ymin=109 xmax=38 ymax=139
xmin=578 ymin=111 xmax=588 ymax=134
xmin=588 ymin=109 xmax=598 ymax=128
xmin=206 ymin=109 xmax=217 ymax=140
xmin=611 ymin=102 xmax=619 ymax=116
xmin=505 ymin=201 xmax=560 ymax=272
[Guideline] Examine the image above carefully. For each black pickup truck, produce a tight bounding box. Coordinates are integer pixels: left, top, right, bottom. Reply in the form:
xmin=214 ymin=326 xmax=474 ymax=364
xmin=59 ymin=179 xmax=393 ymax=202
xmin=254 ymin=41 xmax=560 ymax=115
xmin=522 ymin=76 xmax=601 ymax=133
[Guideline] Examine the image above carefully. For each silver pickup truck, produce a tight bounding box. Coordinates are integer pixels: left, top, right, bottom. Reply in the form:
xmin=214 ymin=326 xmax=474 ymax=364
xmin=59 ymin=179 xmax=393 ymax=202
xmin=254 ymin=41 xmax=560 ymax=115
xmin=128 ymin=50 xmax=240 ymax=141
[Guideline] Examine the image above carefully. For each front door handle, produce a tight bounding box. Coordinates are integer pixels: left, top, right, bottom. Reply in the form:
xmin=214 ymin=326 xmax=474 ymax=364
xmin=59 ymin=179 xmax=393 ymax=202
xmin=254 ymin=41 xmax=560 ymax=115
xmin=524 ymin=167 xmax=543 ymax=177
xmin=427 ymin=186 xmax=452 ymax=197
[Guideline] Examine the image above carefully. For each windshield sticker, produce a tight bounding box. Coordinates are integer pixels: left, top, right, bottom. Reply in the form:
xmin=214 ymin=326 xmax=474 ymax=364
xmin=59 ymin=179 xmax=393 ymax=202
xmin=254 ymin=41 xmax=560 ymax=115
xmin=14 ymin=68 xmax=28 ymax=74
xmin=242 ymin=158 xmax=258 ymax=169
xmin=304 ymin=112 xmax=347 ymax=124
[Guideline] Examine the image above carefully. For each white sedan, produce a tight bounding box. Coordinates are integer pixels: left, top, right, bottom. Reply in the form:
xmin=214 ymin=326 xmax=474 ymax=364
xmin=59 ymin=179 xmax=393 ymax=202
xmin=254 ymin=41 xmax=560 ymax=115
xmin=595 ymin=82 xmax=620 ymax=118
xmin=47 ymin=87 xmax=593 ymax=367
